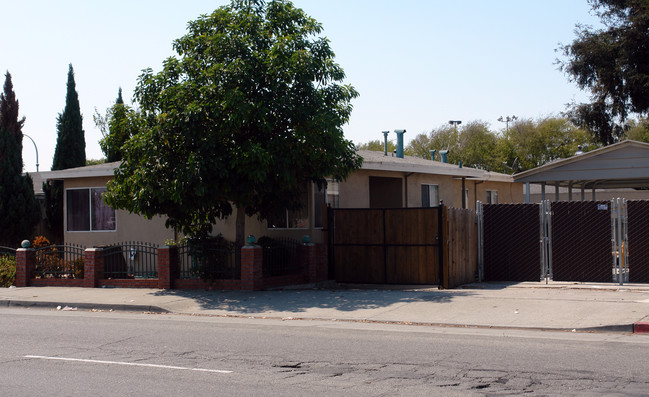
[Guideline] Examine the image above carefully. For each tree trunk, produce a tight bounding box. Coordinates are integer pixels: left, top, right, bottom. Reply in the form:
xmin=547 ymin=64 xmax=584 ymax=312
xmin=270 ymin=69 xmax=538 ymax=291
xmin=235 ymin=206 xmax=246 ymax=247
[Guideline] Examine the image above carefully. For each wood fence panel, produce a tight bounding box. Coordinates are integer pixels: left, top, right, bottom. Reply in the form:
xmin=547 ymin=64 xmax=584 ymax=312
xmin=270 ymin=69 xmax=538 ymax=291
xmin=446 ymin=208 xmax=478 ymax=288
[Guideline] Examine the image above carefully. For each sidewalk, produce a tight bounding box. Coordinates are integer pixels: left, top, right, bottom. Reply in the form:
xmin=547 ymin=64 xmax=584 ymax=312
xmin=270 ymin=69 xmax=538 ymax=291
xmin=2 ymin=281 xmax=649 ymax=333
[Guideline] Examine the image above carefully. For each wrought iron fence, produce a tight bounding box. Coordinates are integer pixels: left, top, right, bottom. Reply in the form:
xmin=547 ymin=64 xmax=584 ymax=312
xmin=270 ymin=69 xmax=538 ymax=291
xmin=103 ymin=241 xmax=158 ymax=279
xmin=258 ymin=236 xmax=301 ymax=278
xmin=0 ymin=246 xmax=16 ymax=259
xmin=178 ymin=239 xmax=240 ymax=280
xmin=34 ymin=244 xmax=85 ymax=279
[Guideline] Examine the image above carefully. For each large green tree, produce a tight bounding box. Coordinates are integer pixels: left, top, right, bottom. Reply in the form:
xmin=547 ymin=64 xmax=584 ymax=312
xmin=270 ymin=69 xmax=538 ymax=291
xmin=105 ymin=0 xmax=361 ymax=244
xmin=503 ymin=117 xmax=594 ymax=171
xmin=44 ymin=64 xmax=87 ymax=242
xmin=94 ymin=88 xmax=142 ymax=162
xmin=560 ymin=0 xmax=649 ymax=144
xmin=0 ymin=72 xmax=40 ymax=245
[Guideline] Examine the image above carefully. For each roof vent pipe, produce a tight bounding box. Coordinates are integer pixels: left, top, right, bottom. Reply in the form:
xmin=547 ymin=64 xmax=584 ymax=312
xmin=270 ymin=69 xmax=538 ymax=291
xmin=382 ymin=131 xmax=390 ymax=156
xmin=429 ymin=149 xmax=436 ymax=161
xmin=395 ymin=129 xmax=406 ymax=158
xmin=439 ymin=150 xmax=448 ymax=163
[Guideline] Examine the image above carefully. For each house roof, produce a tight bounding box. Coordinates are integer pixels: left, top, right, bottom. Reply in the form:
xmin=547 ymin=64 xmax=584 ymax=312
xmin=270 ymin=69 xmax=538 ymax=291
xmin=42 ymin=152 xmax=514 ymax=183
xmin=513 ymin=140 xmax=649 ymax=189
xmin=43 ymin=161 xmax=121 ymax=180
xmin=358 ymin=150 xmax=513 ymax=182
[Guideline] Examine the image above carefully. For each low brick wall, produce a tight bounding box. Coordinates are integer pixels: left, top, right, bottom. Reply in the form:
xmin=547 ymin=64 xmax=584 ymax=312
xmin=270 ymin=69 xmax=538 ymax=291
xmin=15 ymin=243 xmax=328 ymax=291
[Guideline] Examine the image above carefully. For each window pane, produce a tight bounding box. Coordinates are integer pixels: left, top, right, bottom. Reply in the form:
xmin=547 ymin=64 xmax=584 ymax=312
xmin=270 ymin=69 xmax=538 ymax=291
xmin=288 ymin=188 xmax=309 ymax=228
xmin=421 ymin=185 xmax=430 ymax=207
xmin=267 ymin=209 xmax=288 ymax=229
xmin=91 ymin=188 xmax=116 ymax=231
xmin=66 ymin=189 xmax=90 ymax=231
xmin=326 ymin=179 xmax=339 ymax=208
xmin=431 ymin=185 xmax=439 ymax=207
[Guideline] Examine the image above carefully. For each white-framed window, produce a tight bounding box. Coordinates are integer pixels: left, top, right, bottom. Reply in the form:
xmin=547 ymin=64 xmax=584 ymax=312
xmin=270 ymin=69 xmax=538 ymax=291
xmin=421 ymin=184 xmax=439 ymax=207
xmin=66 ymin=187 xmax=116 ymax=232
xmin=267 ymin=188 xmax=309 ymax=229
xmin=486 ymin=190 xmax=498 ymax=204
xmin=326 ymin=179 xmax=339 ymax=208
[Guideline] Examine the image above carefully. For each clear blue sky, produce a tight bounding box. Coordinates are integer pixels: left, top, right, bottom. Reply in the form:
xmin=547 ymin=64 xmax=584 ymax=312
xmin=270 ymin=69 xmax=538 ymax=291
xmin=2 ymin=0 xmax=601 ymax=172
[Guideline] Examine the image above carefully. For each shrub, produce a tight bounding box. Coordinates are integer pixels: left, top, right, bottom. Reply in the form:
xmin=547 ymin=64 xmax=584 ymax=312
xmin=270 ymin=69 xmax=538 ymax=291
xmin=0 ymin=255 xmax=16 ymax=287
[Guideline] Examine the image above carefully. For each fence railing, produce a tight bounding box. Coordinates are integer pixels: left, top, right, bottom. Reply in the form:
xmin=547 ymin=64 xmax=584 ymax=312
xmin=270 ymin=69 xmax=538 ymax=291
xmin=33 ymin=244 xmax=85 ymax=279
xmin=178 ymin=240 xmax=240 ymax=280
xmin=0 ymin=246 xmax=16 ymax=259
xmin=258 ymin=237 xmax=301 ymax=278
xmin=103 ymin=241 xmax=158 ymax=279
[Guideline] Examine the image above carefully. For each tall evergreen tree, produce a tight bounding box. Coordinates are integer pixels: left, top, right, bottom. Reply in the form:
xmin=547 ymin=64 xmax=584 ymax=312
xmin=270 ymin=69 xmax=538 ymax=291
xmin=0 ymin=72 xmax=40 ymax=246
xmin=44 ymin=64 xmax=87 ymax=242
xmin=52 ymin=64 xmax=86 ymax=170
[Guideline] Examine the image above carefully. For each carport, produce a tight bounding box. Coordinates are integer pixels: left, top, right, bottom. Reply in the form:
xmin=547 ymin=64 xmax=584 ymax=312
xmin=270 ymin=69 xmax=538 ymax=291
xmin=513 ymin=140 xmax=649 ymax=202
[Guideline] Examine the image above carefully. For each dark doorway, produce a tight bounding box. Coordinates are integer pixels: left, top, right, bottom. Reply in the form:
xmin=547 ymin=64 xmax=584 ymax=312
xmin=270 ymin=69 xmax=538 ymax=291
xmin=369 ymin=176 xmax=402 ymax=208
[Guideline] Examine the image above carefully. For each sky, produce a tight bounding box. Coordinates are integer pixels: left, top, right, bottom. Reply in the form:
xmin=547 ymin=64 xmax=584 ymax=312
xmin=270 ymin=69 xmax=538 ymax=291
xmin=2 ymin=0 xmax=602 ymax=173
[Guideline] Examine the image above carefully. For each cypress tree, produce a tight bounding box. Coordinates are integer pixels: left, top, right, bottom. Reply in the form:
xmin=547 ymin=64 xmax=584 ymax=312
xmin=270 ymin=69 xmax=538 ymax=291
xmin=44 ymin=64 xmax=87 ymax=242
xmin=52 ymin=64 xmax=86 ymax=170
xmin=0 ymin=72 xmax=40 ymax=246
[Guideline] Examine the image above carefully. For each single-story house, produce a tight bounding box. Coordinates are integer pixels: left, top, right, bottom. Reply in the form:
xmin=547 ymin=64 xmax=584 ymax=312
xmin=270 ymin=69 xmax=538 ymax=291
xmin=39 ymin=149 xmax=522 ymax=248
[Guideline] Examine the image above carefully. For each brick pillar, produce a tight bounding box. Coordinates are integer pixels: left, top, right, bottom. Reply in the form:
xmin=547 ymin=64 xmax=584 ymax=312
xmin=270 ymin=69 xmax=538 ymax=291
xmin=157 ymin=246 xmax=178 ymax=289
xmin=15 ymin=248 xmax=35 ymax=287
xmin=84 ymin=248 xmax=104 ymax=288
xmin=301 ymin=243 xmax=328 ymax=283
xmin=241 ymin=245 xmax=263 ymax=290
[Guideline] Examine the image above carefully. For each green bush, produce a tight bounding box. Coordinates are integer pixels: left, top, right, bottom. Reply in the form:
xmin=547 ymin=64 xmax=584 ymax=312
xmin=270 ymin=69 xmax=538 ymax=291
xmin=0 ymin=255 xmax=16 ymax=287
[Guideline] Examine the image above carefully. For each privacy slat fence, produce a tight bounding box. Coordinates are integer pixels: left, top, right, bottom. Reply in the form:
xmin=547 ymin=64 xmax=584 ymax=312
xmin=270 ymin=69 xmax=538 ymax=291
xmin=481 ymin=199 xmax=649 ymax=284
xmin=482 ymin=204 xmax=541 ymax=282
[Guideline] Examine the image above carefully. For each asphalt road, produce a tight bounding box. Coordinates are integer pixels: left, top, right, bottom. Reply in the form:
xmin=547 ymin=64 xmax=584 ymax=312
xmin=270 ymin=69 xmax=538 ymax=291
xmin=1 ymin=307 xmax=649 ymax=396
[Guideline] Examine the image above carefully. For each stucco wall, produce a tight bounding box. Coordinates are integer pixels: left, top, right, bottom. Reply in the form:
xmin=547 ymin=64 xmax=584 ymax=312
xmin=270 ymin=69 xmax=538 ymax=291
xmin=340 ymin=170 xmax=523 ymax=210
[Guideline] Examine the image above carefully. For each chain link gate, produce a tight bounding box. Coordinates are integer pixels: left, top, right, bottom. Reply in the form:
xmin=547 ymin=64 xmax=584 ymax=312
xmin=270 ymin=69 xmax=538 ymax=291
xmin=480 ymin=199 xmax=637 ymax=284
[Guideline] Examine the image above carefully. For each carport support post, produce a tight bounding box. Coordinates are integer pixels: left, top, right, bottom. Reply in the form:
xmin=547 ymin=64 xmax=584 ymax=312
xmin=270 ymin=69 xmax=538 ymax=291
xmin=83 ymin=248 xmax=104 ymax=288
xmin=15 ymin=248 xmax=35 ymax=287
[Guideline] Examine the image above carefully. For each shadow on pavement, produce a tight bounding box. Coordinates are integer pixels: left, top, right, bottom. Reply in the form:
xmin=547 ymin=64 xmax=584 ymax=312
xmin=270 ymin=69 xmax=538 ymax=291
xmin=151 ymin=287 xmax=476 ymax=314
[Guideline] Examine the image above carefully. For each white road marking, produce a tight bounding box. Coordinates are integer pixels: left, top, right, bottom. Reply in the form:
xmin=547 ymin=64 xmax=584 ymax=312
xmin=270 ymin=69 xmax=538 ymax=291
xmin=24 ymin=355 xmax=232 ymax=374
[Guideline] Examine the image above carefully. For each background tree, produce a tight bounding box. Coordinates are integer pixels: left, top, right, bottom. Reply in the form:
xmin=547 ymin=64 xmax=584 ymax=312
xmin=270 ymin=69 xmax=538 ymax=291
xmin=43 ymin=64 xmax=87 ymax=242
xmin=406 ymin=124 xmax=459 ymax=160
xmin=505 ymin=117 xmax=594 ymax=171
xmin=104 ymin=0 xmax=362 ymax=245
xmin=0 ymin=72 xmax=40 ymax=245
xmin=356 ymin=139 xmax=396 ymax=153
xmin=560 ymin=0 xmax=649 ymax=145
xmin=94 ymin=88 xmax=141 ymax=162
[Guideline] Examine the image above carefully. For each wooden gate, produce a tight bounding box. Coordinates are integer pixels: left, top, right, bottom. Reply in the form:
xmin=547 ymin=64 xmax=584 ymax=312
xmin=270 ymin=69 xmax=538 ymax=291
xmin=330 ymin=207 xmax=442 ymax=285
xmin=328 ymin=206 xmax=478 ymax=287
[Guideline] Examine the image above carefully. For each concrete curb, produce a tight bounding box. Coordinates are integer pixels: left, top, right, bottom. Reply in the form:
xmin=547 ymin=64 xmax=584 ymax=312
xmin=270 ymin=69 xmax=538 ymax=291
xmin=1 ymin=300 xmax=169 ymax=313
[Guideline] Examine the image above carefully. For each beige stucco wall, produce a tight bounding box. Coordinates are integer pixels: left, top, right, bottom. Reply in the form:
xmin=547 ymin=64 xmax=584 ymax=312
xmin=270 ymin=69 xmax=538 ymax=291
xmin=63 ymin=176 xmax=174 ymax=247
xmin=339 ymin=170 xmax=524 ymax=210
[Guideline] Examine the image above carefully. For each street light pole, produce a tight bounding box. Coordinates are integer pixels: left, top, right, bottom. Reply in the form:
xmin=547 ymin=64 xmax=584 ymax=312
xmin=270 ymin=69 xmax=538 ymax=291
xmin=497 ymin=115 xmax=517 ymax=134
xmin=448 ymin=120 xmax=462 ymax=132
xmin=22 ymin=133 xmax=39 ymax=172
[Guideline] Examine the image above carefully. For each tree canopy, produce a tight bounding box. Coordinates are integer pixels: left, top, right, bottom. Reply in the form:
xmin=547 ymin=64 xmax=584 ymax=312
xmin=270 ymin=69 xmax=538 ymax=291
xmin=0 ymin=72 xmax=40 ymax=245
xmin=104 ymin=0 xmax=361 ymax=240
xmin=560 ymin=0 xmax=649 ymax=145
xmin=95 ymin=88 xmax=141 ymax=162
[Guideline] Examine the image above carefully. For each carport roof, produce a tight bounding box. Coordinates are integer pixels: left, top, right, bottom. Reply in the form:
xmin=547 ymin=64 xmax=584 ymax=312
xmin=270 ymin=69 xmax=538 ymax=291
xmin=513 ymin=140 xmax=649 ymax=189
